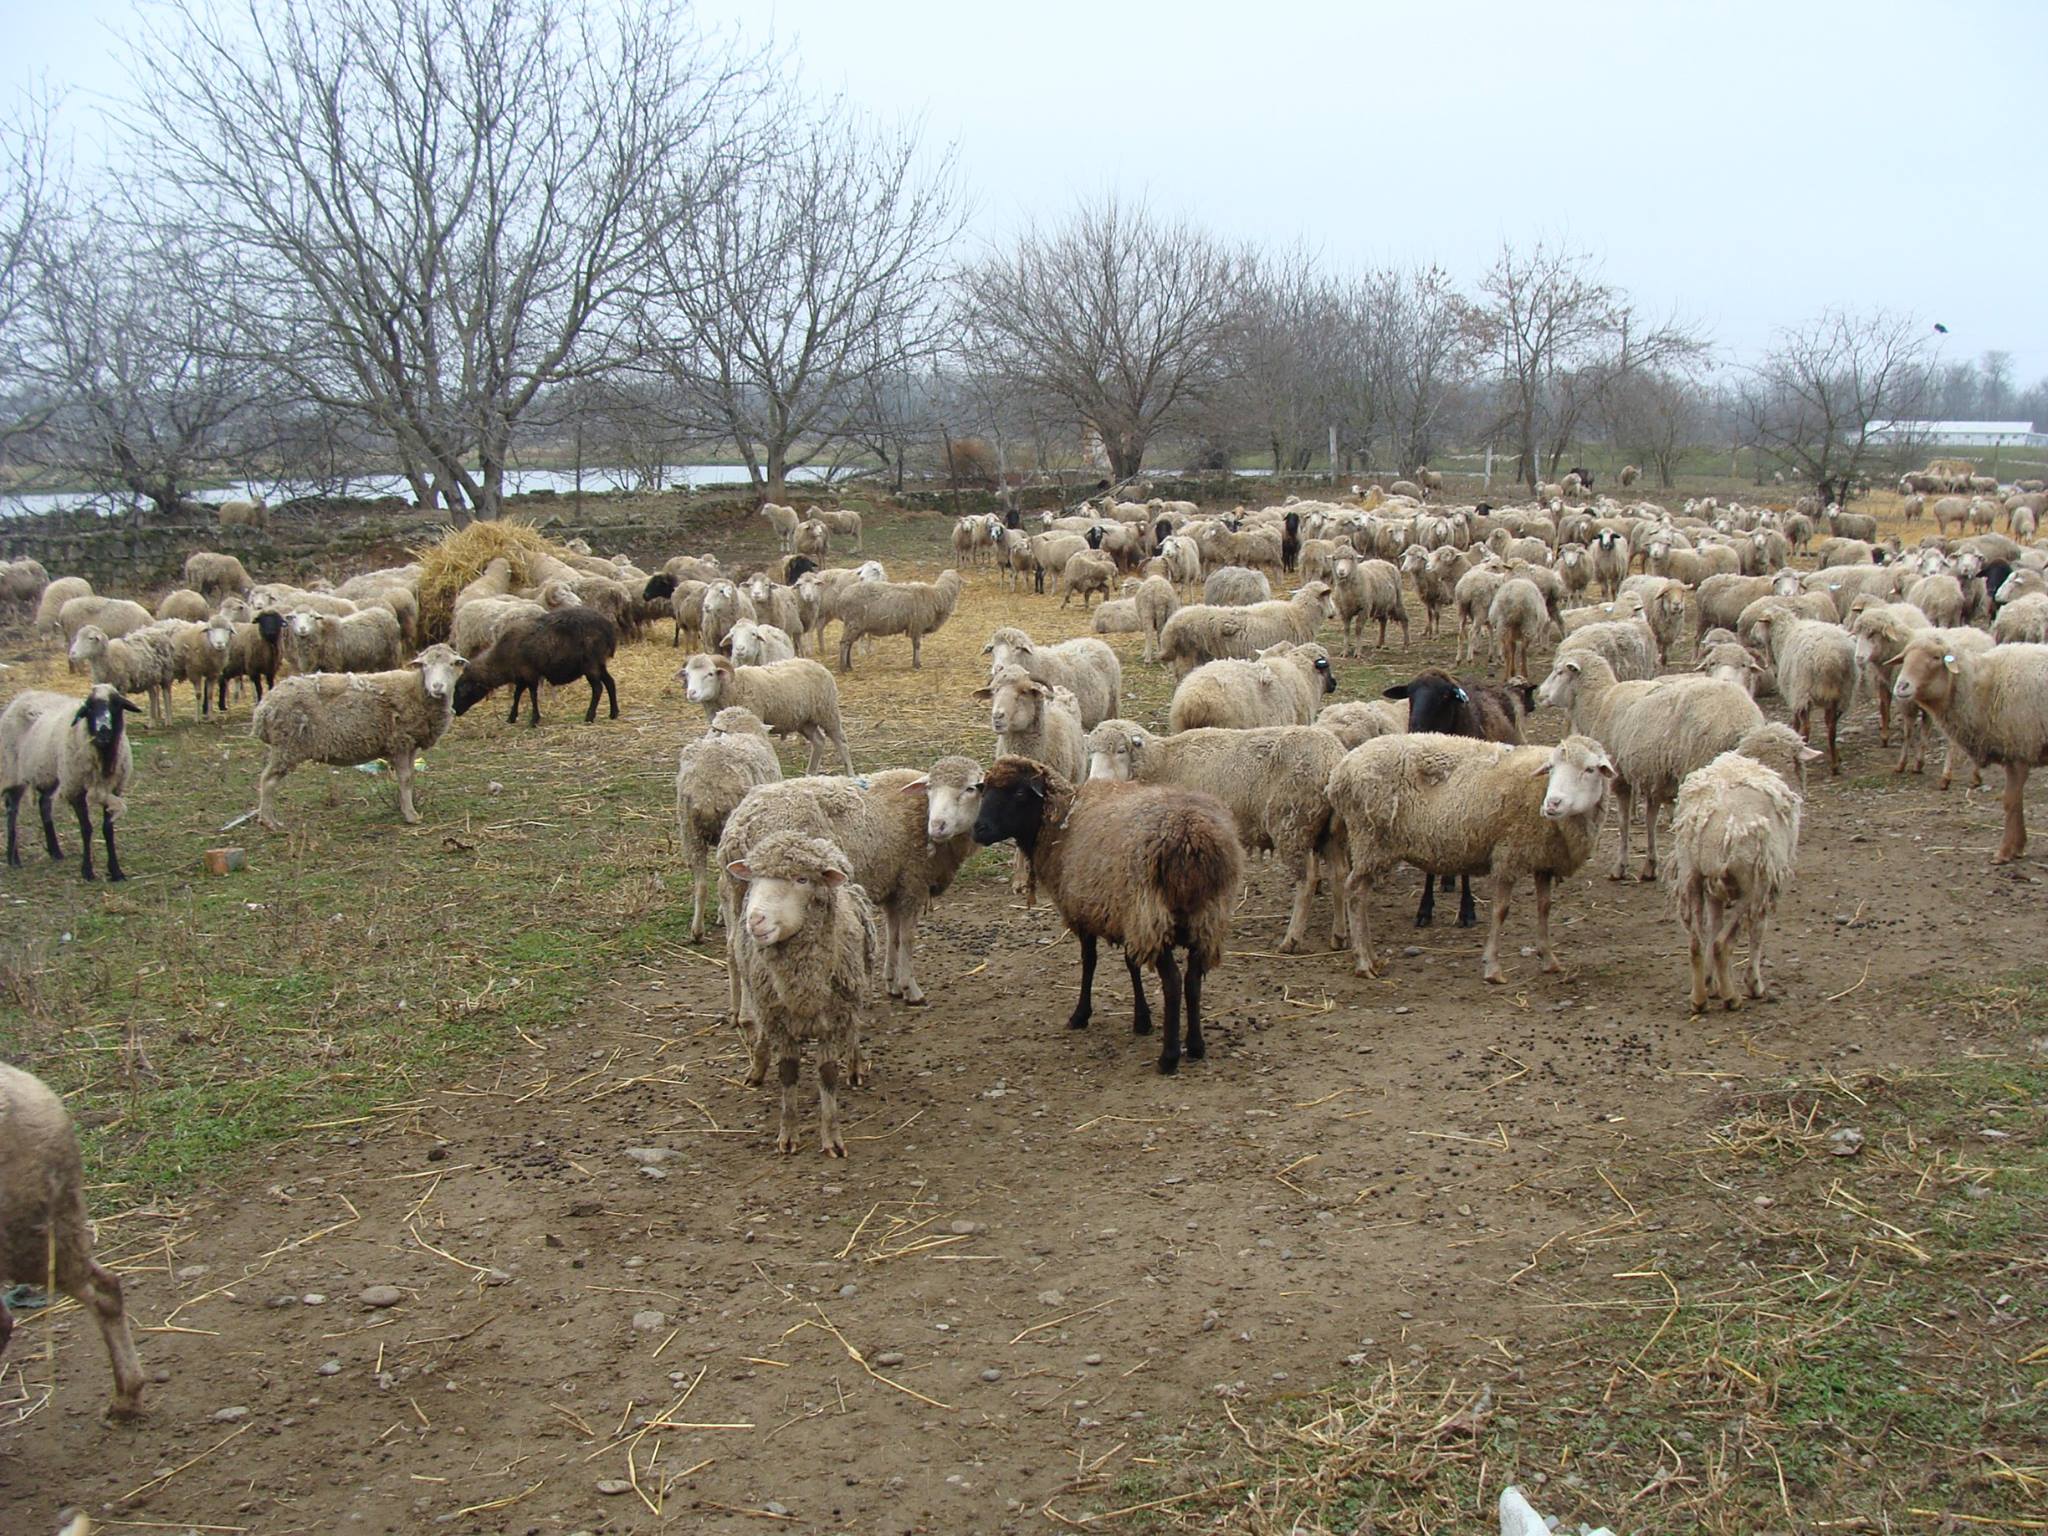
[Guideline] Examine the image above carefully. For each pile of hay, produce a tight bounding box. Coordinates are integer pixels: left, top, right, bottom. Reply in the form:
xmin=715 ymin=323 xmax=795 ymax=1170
xmin=412 ymin=520 xmax=578 ymax=645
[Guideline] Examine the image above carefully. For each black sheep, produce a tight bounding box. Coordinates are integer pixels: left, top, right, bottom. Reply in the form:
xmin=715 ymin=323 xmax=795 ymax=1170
xmin=1381 ymin=667 xmax=1537 ymax=927
xmin=453 ymin=607 xmax=620 ymax=726
xmin=1281 ymin=511 xmax=1301 ymax=573
xmin=215 ymin=609 xmax=286 ymax=714
xmin=782 ymin=555 xmax=819 ymax=584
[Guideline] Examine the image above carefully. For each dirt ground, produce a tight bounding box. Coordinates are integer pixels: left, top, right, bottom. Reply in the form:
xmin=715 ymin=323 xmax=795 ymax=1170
xmin=3 ymin=507 xmax=2045 ymax=1534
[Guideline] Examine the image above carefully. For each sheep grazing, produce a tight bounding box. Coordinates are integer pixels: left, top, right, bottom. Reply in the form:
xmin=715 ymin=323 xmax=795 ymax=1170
xmin=1169 ymin=642 xmax=1334 ymax=731
xmin=1892 ymin=638 xmax=2048 ymax=864
xmin=1202 ymin=566 xmax=1272 ymax=606
xmin=250 ymin=645 xmax=468 ymax=830
xmin=1748 ymin=612 xmax=1859 ymax=774
xmin=453 ymin=606 xmax=619 ymax=726
xmin=981 ymin=627 xmax=1123 ymax=729
xmin=216 ymin=496 xmax=266 ymax=528
xmin=678 ymin=653 xmax=852 ymax=773
xmin=1329 ymin=554 xmax=1407 ymax=655
xmin=184 ymin=550 xmax=254 ymax=601
xmin=835 ymin=570 xmax=962 ymax=671
xmin=2 ymin=685 xmax=141 ymax=881
xmin=69 ymin=625 xmax=174 ymax=726
xmin=1327 ymin=733 xmax=1617 ymax=983
xmin=0 ymin=556 xmax=49 ymax=617
xmin=1156 ymin=582 xmax=1334 ymax=676
xmin=675 ymin=707 xmax=783 ymax=941
xmin=724 ymin=831 xmax=883 ymax=1156
xmin=155 ymin=587 xmax=210 ymax=623
xmin=1085 ymin=720 xmax=1347 ymax=954
xmin=1668 ymin=723 xmax=1819 ymax=1010
xmin=0 ymin=1062 xmax=146 ymax=1418
xmin=1060 ymin=548 xmax=1118 ymax=608
xmin=805 ymin=505 xmax=863 ymax=551
xmin=1090 ymin=575 xmax=1179 ymax=662
xmin=34 ymin=576 xmax=92 ymax=642
xmin=971 ymin=757 xmax=1242 ymax=1074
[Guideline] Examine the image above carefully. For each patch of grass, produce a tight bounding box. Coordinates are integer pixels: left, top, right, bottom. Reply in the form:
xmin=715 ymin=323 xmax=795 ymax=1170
xmin=1090 ymin=971 xmax=2048 ymax=1534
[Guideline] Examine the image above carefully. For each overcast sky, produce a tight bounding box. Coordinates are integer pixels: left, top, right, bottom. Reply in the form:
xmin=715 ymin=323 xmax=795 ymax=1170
xmin=16 ymin=0 xmax=2048 ymax=385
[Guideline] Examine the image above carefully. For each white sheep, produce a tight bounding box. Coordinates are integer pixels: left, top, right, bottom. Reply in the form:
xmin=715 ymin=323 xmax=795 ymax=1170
xmin=1892 ymin=637 xmax=2048 ymax=863
xmin=1487 ymin=577 xmax=1550 ymax=683
xmin=285 ymin=607 xmax=406 ymax=676
xmin=981 ymin=627 xmax=1123 ymax=729
xmin=805 ymin=505 xmax=863 ymax=550
xmin=1201 ymin=565 xmax=1271 ymax=606
xmin=1748 ymin=612 xmax=1860 ymax=775
xmin=1156 ymin=582 xmax=1334 ymax=676
xmin=1313 ymin=698 xmax=1407 ymax=749
xmin=250 ymin=645 xmax=468 ymax=830
xmin=2 ymin=684 xmax=141 ymax=881
xmin=68 ymin=625 xmax=174 ymax=726
xmin=1326 ymin=733 xmax=1617 ymax=983
xmin=1329 ymin=554 xmax=1407 ymax=656
xmin=834 ymin=570 xmax=962 ymax=671
xmin=676 ymin=707 xmax=783 ymax=941
xmin=978 ymin=664 xmax=1085 ymax=780
xmin=759 ymin=502 xmax=800 ymax=553
xmin=1993 ymin=593 xmax=2048 ymax=645
xmin=1168 ymin=642 xmax=1334 ymax=731
xmin=678 ymin=654 xmax=853 ymax=774
xmin=1059 ymin=548 xmax=1118 ymax=608
xmin=726 ymin=620 xmax=798 ymax=665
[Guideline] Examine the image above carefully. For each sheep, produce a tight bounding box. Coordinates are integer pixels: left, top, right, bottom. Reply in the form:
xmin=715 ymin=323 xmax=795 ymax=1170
xmin=69 ymin=625 xmax=174 ymax=726
xmin=1090 ymin=583 xmax=1146 ymax=637
xmin=1847 ymin=601 xmax=1933 ymax=749
xmin=979 ymin=664 xmax=1086 ymax=780
xmin=1823 ymin=506 xmax=1879 ymax=543
xmin=1155 ymin=534 xmax=1202 ymax=593
xmin=835 ymin=570 xmax=962 ymax=672
xmin=1453 ymin=559 xmax=1509 ymax=664
xmin=171 ymin=615 xmax=234 ymax=716
xmin=1556 ymin=612 xmax=1659 ymax=683
xmin=1085 ymin=720 xmax=1347 ymax=954
xmin=678 ymin=653 xmax=852 ymax=773
xmin=1613 ymin=575 xmax=1689 ymax=664
xmin=184 ymin=550 xmax=253 ymax=601
xmin=0 ymin=556 xmax=49 ymax=618
xmin=1168 ymin=642 xmax=1334 ymax=731
xmin=285 ymin=607 xmax=406 ymax=676
xmin=450 ymin=594 xmax=547 ymax=659
xmin=792 ymin=518 xmax=830 ymax=561
xmin=216 ymin=496 xmax=267 ymax=528
xmin=58 ymin=596 xmax=153 ymax=653
xmin=1487 ymin=577 xmax=1551 ymax=683
xmin=250 ymin=645 xmax=469 ymax=830
xmin=1314 ymin=698 xmax=1407 ymax=750
xmin=1892 ymin=637 xmax=2048 ymax=863
xmin=1695 ymin=640 xmax=1765 ymax=695
xmin=1202 ymin=566 xmax=1271 ymax=605
xmin=453 ymin=606 xmax=619 ymax=726
xmin=726 ymin=619 xmax=798 ymax=665
xmin=971 ymin=757 xmax=1241 ymax=1074
xmin=675 ymin=707 xmax=783 ymax=941
xmin=1025 ymin=532 xmax=1088 ymax=594
xmin=3 ymin=684 xmax=141 ymax=882
xmin=1329 ymin=554 xmax=1407 ymax=656
xmin=1327 ymin=733 xmax=1617 ymax=983
xmin=805 ymin=505 xmax=863 ymax=550
xmin=1906 ymin=571 xmax=1968 ymax=627
xmin=1994 ymin=593 xmax=2048 ymax=645
xmin=1554 ymin=542 xmax=1593 ymax=601
xmin=154 ymin=587 xmax=210 ymax=623
xmin=1747 ymin=612 xmax=1860 ymax=774
xmin=981 ymin=628 xmax=1124 ymax=729
xmin=1619 ymin=465 xmax=1640 ymax=487
xmin=1667 ymin=722 xmax=1818 ymax=1010
xmin=0 ymin=1061 xmax=146 ymax=1418
xmin=1402 ymin=545 xmax=1468 ymax=638
xmin=34 ymin=576 xmax=92 ymax=642
xmin=759 ymin=502 xmax=800 ymax=553
xmin=723 ymin=831 xmax=882 ymax=1155
xmin=698 ymin=579 xmax=758 ymax=656
xmin=951 ymin=516 xmax=987 ymax=568
xmin=215 ymin=610 xmax=287 ymax=714
xmin=1060 ymin=549 xmax=1118 ymax=608
xmin=1156 ymin=582 xmax=1334 ymax=676
xmin=1695 ymin=574 xmax=1777 ymax=642
xmin=1589 ymin=528 xmax=1630 ymax=600
xmin=1535 ymin=650 xmax=1766 ymax=879
xmin=252 ymin=584 xmax=357 ymax=618
xmin=1091 ymin=575 xmax=1178 ymax=662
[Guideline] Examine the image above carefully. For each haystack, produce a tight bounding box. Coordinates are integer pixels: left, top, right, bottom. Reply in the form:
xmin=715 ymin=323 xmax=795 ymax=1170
xmin=412 ymin=520 xmax=578 ymax=645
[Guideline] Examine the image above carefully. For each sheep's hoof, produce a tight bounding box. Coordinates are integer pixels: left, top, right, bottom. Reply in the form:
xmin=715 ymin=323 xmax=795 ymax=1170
xmin=776 ymin=1135 xmax=799 ymax=1155
xmin=106 ymin=1397 xmax=145 ymax=1423
xmin=1352 ymin=960 xmax=1380 ymax=979
xmin=1066 ymin=1010 xmax=1091 ymax=1031
xmin=1456 ymin=909 xmax=1476 ymax=929
xmin=1155 ymin=1054 xmax=1180 ymax=1075
xmin=1413 ymin=912 xmax=1433 ymax=929
xmin=899 ymin=990 xmax=927 ymax=1007
xmin=743 ymin=1070 xmax=766 ymax=1089
xmin=1277 ymin=936 xmax=1302 ymax=955
xmin=1131 ymin=1014 xmax=1152 ymax=1036
xmin=1184 ymin=1035 xmax=1206 ymax=1060
xmin=822 ymin=1139 xmax=846 ymax=1158
xmin=1483 ymin=968 xmax=1506 ymax=985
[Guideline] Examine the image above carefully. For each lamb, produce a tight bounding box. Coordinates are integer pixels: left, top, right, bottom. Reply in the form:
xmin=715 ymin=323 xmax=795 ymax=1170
xmin=1535 ymin=650 xmax=1766 ymax=879
xmin=1487 ymin=576 xmax=1551 ymax=682
xmin=981 ymin=628 xmax=1124 ymax=728
xmin=1060 ymin=549 xmax=1118 ymax=608
xmin=1329 ymin=554 xmax=1408 ymax=655
xmin=284 ymin=608 xmax=406 ymax=676
xmin=69 ymin=625 xmax=174 ymax=726
xmin=718 ymin=757 xmax=986 ymax=1016
xmin=726 ymin=619 xmax=798 ymax=665
xmin=250 ymin=645 xmax=469 ymax=830
xmin=184 ymin=551 xmax=253 ymax=601
xmin=675 ymin=707 xmax=783 ymax=941
xmin=0 ymin=1062 xmax=146 ymax=1418
xmin=1668 ymin=723 xmax=1819 ymax=1010
xmin=215 ymin=610 xmax=287 ymax=714
xmin=2 ymin=684 xmax=141 ymax=881
xmin=453 ymin=606 xmax=619 ymax=726
xmin=155 ymin=588 xmax=211 ymax=623
xmin=1747 ymin=612 xmax=1860 ymax=774
xmin=1314 ymin=698 xmax=1407 ymax=749
xmin=1202 ymin=566 xmax=1271 ymax=605
xmin=1085 ymin=720 xmax=1347 ymax=953
xmin=835 ymin=570 xmax=962 ymax=672
xmin=1156 ymin=582 xmax=1334 ymax=676
xmin=1892 ymin=637 xmax=2048 ymax=863
xmin=1326 ymin=733 xmax=1617 ymax=983
xmin=1168 ymin=642 xmax=1334 ymax=731
xmin=678 ymin=654 xmax=852 ymax=773
xmin=978 ymin=665 xmax=1086 ymax=780
xmin=723 ymin=831 xmax=882 ymax=1155
xmin=759 ymin=502 xmax=801 ymax=553
xmin=971 ymin=758 xmax=1242 ymax=1074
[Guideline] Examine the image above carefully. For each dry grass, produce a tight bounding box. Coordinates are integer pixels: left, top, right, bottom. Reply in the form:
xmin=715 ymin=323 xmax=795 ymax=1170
xmin=412 ymin=518 xmax=579 ymax=645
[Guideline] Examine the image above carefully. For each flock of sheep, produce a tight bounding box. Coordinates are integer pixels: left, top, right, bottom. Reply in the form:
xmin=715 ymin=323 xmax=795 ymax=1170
xmin=4 ymin=467 xmax=2048 ymax=1423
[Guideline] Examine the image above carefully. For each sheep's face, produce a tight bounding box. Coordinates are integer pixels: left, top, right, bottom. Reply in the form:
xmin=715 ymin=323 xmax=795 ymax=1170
xmin=731 ymin=864 xmax=840 ymax=946
xmin=1533 ymin=659 xmax=1581 ymax=711
xmin=1892 ymin=648 xmax=1957 ymax=710
xmin=680 ymin=655 xmax=728 ymax=704
xmin=1084 ymin=730 xmax=1139 ymax=782
xmin=205 ymin=620 xmax=234 ymax=653
xmin=414 ymin=648 xmax=466 ymax=702
xmin=857 ymin=562 xmax=885 ymax=582
xmin=978 ymin=673 xmax=1042 ymax=736
xmin=970 ymin=772 xmax=1046 ymax=849
xmin=1539 ymin=741 xmax=1616 ymax=822
xmin=73 ymin=686 xmax=140 ymax=752
xmin=289 ymin=611 xmax=320 ymax=640
xmin=67 ymin=627 xmax=103 ymax=664
xmin=919 ymin=768 xmax=985 ymax=842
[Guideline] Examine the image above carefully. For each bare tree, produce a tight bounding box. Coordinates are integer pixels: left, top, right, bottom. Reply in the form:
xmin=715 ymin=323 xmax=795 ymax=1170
xmin=0 ymin=91 xmax=63 ymax=452
xmin=962 ymin=198 xmax=1245 ymax=480
xmin=1601 ymin=366 xmax=1706 ymax=489
xmin=1739 ymin=308 xmax=1930 ymax=495
xmin=1378 ymin=265 xmax=1476 ymax=472
xmin=1229 ymin=249 xmax=1348 ymax=474
xmin=134 ymin=0 xmax=751 ymax=524
xmin=635 ymin=99 xmax=960 ymax=502
xmin=1474 ymin=241 xmax=1702 ymax=487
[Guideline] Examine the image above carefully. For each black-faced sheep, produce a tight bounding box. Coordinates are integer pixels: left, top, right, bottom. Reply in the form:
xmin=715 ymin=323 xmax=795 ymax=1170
xmin=453 ymin=606 xmax=619 ymax=726
xmin=2 ymin=685 xmax=140 ymax=881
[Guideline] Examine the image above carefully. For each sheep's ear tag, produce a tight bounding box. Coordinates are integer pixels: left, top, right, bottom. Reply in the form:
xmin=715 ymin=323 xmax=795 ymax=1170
xmin=1942 ymin=652 xmax=1958 ymax=671
xmin=1454 ymin=687 xmax=1468 ymax=702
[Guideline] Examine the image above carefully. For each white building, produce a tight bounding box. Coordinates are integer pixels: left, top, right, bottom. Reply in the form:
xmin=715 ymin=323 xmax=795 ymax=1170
xmin=1865 ymin=419 xmax=2048 ymax=448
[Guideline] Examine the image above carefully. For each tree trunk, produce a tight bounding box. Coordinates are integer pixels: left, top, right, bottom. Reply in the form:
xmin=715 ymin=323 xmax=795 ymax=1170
xmin=1107 ymin=431 xmax=1145 ymax=481
xmin=765 ymin=441 xmax=788 ymax=504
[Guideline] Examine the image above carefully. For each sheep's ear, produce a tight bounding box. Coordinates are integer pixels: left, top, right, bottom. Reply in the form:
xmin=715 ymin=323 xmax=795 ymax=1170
xmin=898 ymin=776 xmax=929 ymax=796
xmin=71 ymin=701 xmax=91 ymax=724
xmin=1382 ymin=684 xmax=1411 ymax=701
xmin=819 ymin=866 xmax=848 ymax=888
xmin=972 ymin=686 xmax=994 ymax=701
xmin=114 ymin=693 xmax=143 ymax=714
xmin=1798 ymin=745 xmax=1823 ymax=764
xmin=1528 ymin=751 xmax=1558 ymax=777
xmin=724 ymin=859 xmax=754 ymax=882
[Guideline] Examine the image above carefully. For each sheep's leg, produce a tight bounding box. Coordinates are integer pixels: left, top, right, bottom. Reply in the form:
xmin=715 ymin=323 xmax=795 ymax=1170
xmin=895 ymin=906 xmax=927 ymax=1005
xmin=910 ymin=633 xmax=922 ymax=669
xmin=1685 ymin=903 xmax=1710 ymax=1012
xmin=775 ymin=1053 xmax=803 ymax=1153
xmin=1709 ymin=896 xmax=1741 ymax=1007
xmin=1457 ymin=875 xmax=1476 ymax=928
xmin=1792 ymin=705 xmax=1811 ymax=743
xmin=1640 ymin=794 xmax=1662 ymax=881
xmin=100 ymin=807 xmax=124 ymax=883
xmin=54 ymin=1234 xmax=144 ymax=1420
xmin=1532 ymin=871 xmax=1563 ymax=973
xmin=1609 ymin=784 xmax=1635 ymax=880
xmin=255 ymin=756 xmax=288 ymax=831
xmin=1994 ymin=763 xmax=2030 ymax=865
xmin=1068 ymin=933 xmax=1097 ymax=1031
xmin=838 ymin=634 xmax=853 ymax=673
xmin=36 ymin=786 xmax=61 ymax=858
xmin=1397 ymin=614 xmax=1410 ymax=647
xmin=1481 ymin=875 xmax=1513 ymax=984
xmin=1124 ymin=951 xmax=1152 ymax=1034
xmin=1344 ymin=862 xmax=1381 ymax=977
xmin=802 ymin=727 xmax=824 ymax=774
xmin=4 ymin=785 xmax=22 ymax=866
xmin=1744 ymin=908 xmax=1768 ymax=1000
xmin=1154 ymin=948 xmax=1183 ymax=1074
xmin=1183 ymin=948 xmax=1207 ymax=1060
xmin=1823 ymin=705 xmax=1840 ymax=776
xmin=816 ymin=1056 xmax=846 ymax=1158
xmin=1324 ymin=839 xmax=1350 ymax=948
xmin=393 ymin=753 xmax=421 ymax=823
xmin=1875 ymin=686 xmax=1893 ymax=746
xmin=1010 ymin=845 xmax=1030 ymax=899
xmin=584 ymin=673 xmax=602 ymax=722
xmin=688 ymin=857 xmax=708 ymax=942
xmin=1278 ymin=847 xmax=1317 ymax=954
xmin=527 ymin=685 xmax=543 ymax=727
